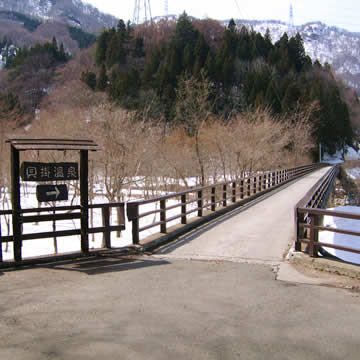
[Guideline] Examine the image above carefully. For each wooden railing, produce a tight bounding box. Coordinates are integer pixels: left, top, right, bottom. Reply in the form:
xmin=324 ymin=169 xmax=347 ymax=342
xmin=127 ymin=164 xmax=324 ymax=245
xmin=0 ymin=203 xmax=125 ymax=263
xmin=295 ymin=165 xmax=360 ymax=259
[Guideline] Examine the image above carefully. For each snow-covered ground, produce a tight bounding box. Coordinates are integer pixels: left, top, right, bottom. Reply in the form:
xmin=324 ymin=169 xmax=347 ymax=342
xmin=320 ymin=206 xmax=360 ymax=265
xmin=319 ymin=146 xmax=360 ymax=265
xmin=0 ymin=183 xmax=199 ymax=261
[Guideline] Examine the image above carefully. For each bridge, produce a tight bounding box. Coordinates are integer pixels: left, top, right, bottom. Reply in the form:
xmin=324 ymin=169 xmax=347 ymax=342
xmin=152 ymin=166 xmax=331 ymax=264
xmin=1 ymin=160 xmax=359 ymax=266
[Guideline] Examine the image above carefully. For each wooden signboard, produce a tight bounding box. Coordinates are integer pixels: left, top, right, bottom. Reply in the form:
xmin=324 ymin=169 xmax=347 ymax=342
xmin=21 ymin=162 xmax=79 ymax=182
xmin=36 ymin=184 xmax=68 ymax=202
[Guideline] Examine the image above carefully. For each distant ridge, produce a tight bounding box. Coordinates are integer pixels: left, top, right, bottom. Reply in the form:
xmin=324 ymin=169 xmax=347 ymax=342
xmin=226 ymin=19 xmax=360 ymax=94
xmin=0 ymin=0 xmax=118 ymax=33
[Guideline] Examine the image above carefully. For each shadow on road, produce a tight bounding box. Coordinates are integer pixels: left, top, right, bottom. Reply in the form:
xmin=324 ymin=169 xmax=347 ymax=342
xmin=0 ymin=254 xmax=170 ymax=276
xmin=41 ymin=255 xmax=170 ymax=275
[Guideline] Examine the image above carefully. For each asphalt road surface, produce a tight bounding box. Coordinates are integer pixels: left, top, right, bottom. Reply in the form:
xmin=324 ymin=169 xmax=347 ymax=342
xmin=0 ymin=255 xmax=359 ymax=360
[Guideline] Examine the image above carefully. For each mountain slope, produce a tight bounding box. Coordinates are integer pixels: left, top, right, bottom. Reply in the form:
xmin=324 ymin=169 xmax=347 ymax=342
xmin=0 ymin=0 xmax=118 ymax=33
xmin=232 ymin=19 xmax=360 ymax=94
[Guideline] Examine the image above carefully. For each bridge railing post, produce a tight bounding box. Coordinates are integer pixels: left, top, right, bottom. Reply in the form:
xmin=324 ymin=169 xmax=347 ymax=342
xmin=309 ymin=214 xmax=319 ymax=258
xmin=211 ymin=187 xmax=216 ymax=211
xmin=181 ymin=194 xmax=187 ymax=224
xmin=295 ymin=209 xmax=304 ymax=252
xmin=127 ymin=202 xmax=140 ymax=245
xmin=258 ymin=175 xmax=262 ymax=192
xmin=101 ymin=206 xmax=111 ymax=249
xmin=160 ymin=199 xmax=167 ymax=234
xmin=223 ymin=184 xmax=227 ymax=207
xmin=198 ymin=190 xmax=203 ymax=217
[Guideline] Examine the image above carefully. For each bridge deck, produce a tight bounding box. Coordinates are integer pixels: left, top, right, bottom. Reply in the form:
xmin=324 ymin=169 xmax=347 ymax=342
xmin=154 ymin=167 xmax=331 ymax=264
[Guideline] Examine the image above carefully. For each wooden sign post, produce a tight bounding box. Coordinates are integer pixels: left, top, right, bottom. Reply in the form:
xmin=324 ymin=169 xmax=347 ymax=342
xmin=6 ymin=137 xmax=97 ymax=262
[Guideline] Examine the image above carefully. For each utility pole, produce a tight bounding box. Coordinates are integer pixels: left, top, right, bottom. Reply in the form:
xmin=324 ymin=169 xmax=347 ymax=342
xmin=133 ymin=0 xmax=152 ymax=24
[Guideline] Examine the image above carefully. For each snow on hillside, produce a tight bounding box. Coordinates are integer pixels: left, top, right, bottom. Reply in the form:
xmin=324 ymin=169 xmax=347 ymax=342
xmin=322 ymin=145 xmax=360 ymax=164
xmin=233 ymin=19 xmax=360 ymax=94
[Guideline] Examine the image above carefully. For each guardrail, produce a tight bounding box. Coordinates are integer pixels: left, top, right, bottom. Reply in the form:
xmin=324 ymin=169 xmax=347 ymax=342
xmin=127 ymin=164 xmax=324 ymax=246
xmin=0 ymin=203 xmax=125 ymax=263
xmin=295 ymin=165 xmax=360 ymax=259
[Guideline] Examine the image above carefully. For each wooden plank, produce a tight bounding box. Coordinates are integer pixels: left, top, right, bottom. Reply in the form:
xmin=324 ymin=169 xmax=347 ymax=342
xmin=139 ymin=221 xmax=164 ymax=232
xmin=22 ymin=229 xmax=81 ymax=241
xmin=88 ymin=225 xmax=125 ymax=234
xmin=88 ymin=202 xmax=124 ymax=209
xmin=300 ymin=238 xmax=360 ymax=255
xmin=13 ymin=144 xmax=98 ymax=151
xmin=20 ymin=205 xmax=81 ymax=213
xmin=0 ymin=236 xmax=13 ymax=243
xmin=302 ymin=224 xmax=360 ymax=238
xmin=138 ymin=208 xmax=162 ymax=219
xmin=21 ymin=213 xmax=81 ymax=223
xmin=6 ymin=137 xmax=98 ymax=151
xmin=298 ymin=207 xmax=360 ymax=220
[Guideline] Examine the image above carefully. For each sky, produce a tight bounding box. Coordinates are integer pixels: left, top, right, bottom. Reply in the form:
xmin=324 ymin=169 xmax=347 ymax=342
xmin=83 ymin=0 xmax=360 ymax=33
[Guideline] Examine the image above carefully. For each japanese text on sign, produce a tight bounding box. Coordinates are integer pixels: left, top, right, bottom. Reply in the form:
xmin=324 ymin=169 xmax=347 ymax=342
xmin=21 ymin=162 xmax=79 ymax=182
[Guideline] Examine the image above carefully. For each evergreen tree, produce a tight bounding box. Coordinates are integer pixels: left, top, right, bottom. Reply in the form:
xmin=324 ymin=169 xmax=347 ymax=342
xmin=81 ymin=71 xmax=97 ymax=90
xmin=97 ymin=64 xmax=108 ymax=91
xmin=173 ymin=12 xmax=199 ymax=51
xmin=134 ymin=36 xmax=145 ymax=57
xmin=95 ymin=29 xmax=109 ymax=66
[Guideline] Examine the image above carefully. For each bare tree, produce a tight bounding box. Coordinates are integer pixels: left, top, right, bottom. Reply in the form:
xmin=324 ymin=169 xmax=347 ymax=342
xmin=174 ymin=71 xmax=213 ymax=185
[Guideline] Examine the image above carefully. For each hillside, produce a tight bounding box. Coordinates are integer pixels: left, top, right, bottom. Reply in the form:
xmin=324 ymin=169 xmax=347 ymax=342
xmin=231 ymin=19 xmax=360 ymax=95
xmin=0 ymin=1 xmax=359 ymax=94
xmin=0 ymin=0 xmax=118 ymax=33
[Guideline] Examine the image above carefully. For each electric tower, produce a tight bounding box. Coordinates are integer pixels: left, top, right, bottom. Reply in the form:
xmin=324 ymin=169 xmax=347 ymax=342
xmin=133 ymin=0 xmax=152 ymax=24
xmin=289 ymin=3 xmax=294 ymax=27
xmin=165 ymin=0 xmax=168 ymax=17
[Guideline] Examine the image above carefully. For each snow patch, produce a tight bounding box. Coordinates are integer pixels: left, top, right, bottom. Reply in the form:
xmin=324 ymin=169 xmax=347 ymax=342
xmin=323 ymin=145 xmax=360 ymax=164
xmin=346 ymin=168 xmax=360 ymax=180
xmin=320 ymin=206 xmax=360 ymax=265
xmin=345 ymin=146 xmax=360 ymax=160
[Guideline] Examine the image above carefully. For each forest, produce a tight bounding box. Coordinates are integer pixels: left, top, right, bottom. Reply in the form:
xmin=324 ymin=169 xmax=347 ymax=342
xmin=82 ymin=13 xmax=355 ymax=155
xmin=0 ymin=13 xmax=359 ymax=201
